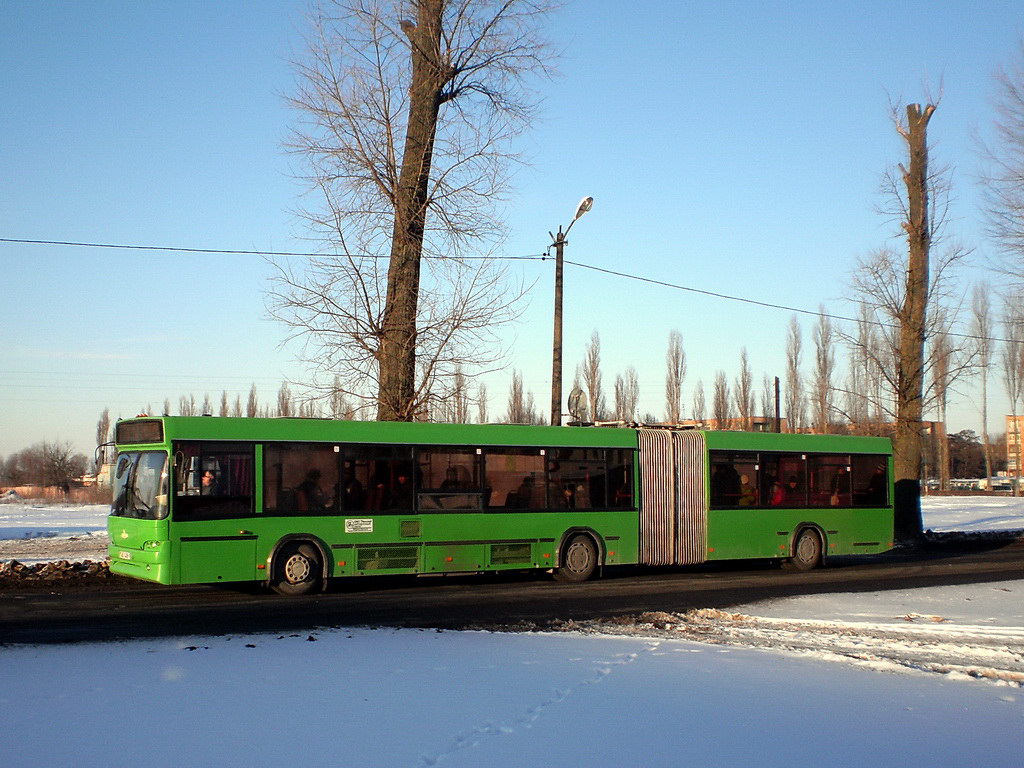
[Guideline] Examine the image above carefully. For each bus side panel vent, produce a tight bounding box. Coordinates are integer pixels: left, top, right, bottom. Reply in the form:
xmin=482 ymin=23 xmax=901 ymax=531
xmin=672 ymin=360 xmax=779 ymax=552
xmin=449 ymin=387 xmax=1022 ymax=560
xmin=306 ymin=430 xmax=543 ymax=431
xmin=490 ymin=543 xmax=532 ymax=565
xmin=357 ymin=546 xmax=419 ymax=571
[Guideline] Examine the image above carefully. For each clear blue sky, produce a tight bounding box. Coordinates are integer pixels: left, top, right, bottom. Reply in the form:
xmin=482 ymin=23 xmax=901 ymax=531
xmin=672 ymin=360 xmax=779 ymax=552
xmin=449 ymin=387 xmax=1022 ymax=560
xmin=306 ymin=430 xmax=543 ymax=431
xmin=1 ymin=0 xmax=1021 ymax=457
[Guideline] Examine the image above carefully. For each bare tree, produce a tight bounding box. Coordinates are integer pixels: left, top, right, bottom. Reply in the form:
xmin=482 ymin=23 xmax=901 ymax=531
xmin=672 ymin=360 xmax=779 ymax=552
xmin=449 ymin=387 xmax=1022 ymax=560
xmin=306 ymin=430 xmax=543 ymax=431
xmin=219 ymin=391 xmax=230 ymax=418
xmin=982 ymin=41 xmax=1024 ymax=282
xmin=438 ymin=365 xmax=470 ymax=422
xmin=889 ymin=101 xmax=937 ymax=539
xmin=692 ymin=379 xmax=706 ymax=425
xmin=971 ymin=283 xmax=995 ymax=482
xmin=844 ymin=246 xmax=973 ymax=426
xmin=201 ymin=393 xmax=212 ymax=416
xmin=811 ymin=308 xmax=836 ymax=433
xmin=734 ymin=347 xmax=753 ymax=431
xmin=785 ymin=316 xmax=804 ymax=432
xmin=760 ymin=374 xmax=774 ymax=429
xmin=580 ymin=330 xmax=606 ymax=422
xmin=506 ymin=370 xmax=526 ymax=424
xmin=613 ymin=366 xmax=640 ymax=422
xmin=246 ymin=384 xmax=259 ymax=418
xmin=712 ymin=371 xmax=731 ymax=429
xmin=277 ymin=382 xmax=294 ymax=417
xmin=476 ymin=382 xmax=488 ymax=424
xmin=570 ymin=366 xmax=590 ymax=422
xmin=664 ymin=329 xmax=686 ymax=423
xmin=505 ymin=370 xmax=540 ymax=424
xmin=276 ymin=0 xmax=552 ymax=421
xmin=43 ymin=441 xmax=87 ymax=489
xmin=1003 ymin=297 xmax=1024 ymax=495
xmin=842 ymin=100 xmax=980 ymax=537
xmin=231 ymin=394 xmax=243 ymax=418
xmin=930 ymin=317 xmax=953 ymax=490
xmin=95 ymin=409 xmax=111 ymax=469
xmin=330 ymin=375 xmax=353 ymax=419
xmin=179 ymin=394 xmax=197 ymax=417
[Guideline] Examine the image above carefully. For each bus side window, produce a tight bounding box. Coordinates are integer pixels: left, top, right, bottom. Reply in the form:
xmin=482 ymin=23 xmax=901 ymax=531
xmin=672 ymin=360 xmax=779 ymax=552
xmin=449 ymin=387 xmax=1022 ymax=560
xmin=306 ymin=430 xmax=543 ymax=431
xmin=264 ymin=443 xmax=339 ymax=515
xmin=174 ymin=442 xmax=254 ymax=520
xmin=852 ymin=455 xmax=889 ymax=506
xmin=483 ymin=448 xmax=545 ymax=510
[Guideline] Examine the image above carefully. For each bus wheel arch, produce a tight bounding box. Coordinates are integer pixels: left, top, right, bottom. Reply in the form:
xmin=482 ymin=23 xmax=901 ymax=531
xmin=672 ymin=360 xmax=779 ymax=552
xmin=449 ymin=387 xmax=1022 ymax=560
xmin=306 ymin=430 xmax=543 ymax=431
xmin=269 ymin=535 xmax=330 ymax=595
xmin=786 ymin=525 xmax=825 ymax=571
xmin=553 ymin=528 xmax=603 ymax=583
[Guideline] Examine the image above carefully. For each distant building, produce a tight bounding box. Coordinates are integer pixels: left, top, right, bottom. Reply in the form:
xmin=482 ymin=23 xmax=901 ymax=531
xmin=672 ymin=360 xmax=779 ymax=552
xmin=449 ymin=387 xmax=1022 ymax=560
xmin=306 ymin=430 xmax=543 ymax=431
xmin=1008 ymin=415 xmax=1024 ymax=474
xmin=95 ymin=463 xmax=115 ymax=488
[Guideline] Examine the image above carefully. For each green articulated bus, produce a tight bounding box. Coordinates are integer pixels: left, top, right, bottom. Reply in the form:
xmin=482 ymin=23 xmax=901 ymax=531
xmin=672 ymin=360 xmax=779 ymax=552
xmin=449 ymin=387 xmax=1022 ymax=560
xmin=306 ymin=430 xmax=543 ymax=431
xmin=108 ymin=417 xmax=893 ymax=595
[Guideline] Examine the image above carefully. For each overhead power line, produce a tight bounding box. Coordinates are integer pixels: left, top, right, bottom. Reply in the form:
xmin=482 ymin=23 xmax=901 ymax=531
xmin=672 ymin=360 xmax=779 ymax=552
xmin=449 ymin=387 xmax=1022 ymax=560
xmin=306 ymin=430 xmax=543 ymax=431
xmin=563 ymin=259 xmax=1021 ymax=347
xmin=0 ymin=237 xmax=544 ymax=261
xmin=3 ymin=234 xmax=1019 ymax=345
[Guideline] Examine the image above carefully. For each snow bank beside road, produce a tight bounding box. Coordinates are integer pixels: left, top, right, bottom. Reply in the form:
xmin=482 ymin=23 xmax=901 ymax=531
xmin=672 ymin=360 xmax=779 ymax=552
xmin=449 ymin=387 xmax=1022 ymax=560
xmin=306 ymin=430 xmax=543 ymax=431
xmin=921 ymin=494 xmax=1024 ymax=532
xmin=0 ymin=502 xmax=108 ymax=564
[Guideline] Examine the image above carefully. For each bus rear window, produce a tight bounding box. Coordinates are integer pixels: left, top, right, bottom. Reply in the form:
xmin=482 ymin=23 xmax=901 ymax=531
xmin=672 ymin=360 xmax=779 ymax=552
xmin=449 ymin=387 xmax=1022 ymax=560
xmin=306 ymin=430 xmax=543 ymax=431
xmin=116 ymin=420 xmax=164 ymax=445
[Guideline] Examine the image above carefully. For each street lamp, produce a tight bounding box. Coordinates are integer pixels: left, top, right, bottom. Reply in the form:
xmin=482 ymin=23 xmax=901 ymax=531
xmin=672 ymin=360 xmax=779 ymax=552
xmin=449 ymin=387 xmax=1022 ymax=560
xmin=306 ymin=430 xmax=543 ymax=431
xmin=550 ymin=196 xmax=594 ymax=426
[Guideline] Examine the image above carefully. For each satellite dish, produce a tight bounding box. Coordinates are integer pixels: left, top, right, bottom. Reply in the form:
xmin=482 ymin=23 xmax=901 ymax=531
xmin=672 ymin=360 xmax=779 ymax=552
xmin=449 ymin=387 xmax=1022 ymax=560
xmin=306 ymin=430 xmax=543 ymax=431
xmin=567 ymin=386 xmax=585 ymax=422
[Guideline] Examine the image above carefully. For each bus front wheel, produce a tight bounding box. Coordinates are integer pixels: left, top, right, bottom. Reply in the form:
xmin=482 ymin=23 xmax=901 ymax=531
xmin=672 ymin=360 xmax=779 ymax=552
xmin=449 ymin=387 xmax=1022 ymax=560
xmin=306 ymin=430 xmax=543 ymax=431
xmin=786 ymin=528 xmax=822 ymax=571
xmin=271 ymin=542 xmax=322 ymax=596
xmin=553 ymin=534 xmax=598 ymax=583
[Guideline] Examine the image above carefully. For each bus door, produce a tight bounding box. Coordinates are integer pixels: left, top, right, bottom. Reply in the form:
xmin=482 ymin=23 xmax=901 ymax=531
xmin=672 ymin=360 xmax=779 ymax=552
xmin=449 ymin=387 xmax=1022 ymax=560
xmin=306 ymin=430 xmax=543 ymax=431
xmin=170 ymin=442 xmax=258 ymax=584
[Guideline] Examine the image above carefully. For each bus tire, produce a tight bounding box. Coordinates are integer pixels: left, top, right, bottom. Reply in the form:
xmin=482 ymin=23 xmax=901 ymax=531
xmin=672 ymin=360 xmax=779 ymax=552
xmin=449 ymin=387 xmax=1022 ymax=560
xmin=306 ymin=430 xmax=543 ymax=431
xmin=786 ymin=528 xmax=822 ymax=571
xmin=553 ymin=534 xmax=598 ymax=583
xmin=271 ymin=541 xmax=322 ymax=596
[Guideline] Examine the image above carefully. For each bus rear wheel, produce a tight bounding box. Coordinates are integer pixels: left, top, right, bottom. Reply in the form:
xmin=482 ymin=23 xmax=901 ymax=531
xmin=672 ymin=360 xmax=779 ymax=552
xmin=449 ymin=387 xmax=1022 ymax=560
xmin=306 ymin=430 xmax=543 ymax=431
xmin=553 ymin=534 xmax=598 ymax=583
xmin=786 ymin=528 xmax=822 ymax=571
xmin=272 ymin=542 xmax=322 ymax=596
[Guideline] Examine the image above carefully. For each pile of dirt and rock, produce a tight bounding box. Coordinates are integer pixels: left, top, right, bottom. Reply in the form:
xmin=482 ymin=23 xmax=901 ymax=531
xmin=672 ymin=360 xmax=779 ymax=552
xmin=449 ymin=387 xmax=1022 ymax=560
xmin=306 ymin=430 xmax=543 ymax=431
xmin=0 ymin=558 xmax=113 ymax=585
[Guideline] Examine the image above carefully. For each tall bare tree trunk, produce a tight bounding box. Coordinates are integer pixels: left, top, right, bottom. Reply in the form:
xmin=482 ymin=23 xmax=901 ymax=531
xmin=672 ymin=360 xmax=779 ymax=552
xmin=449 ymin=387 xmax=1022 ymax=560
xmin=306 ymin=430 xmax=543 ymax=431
xmin=812 ymin=308 xmax=835 ymax=434
xmin=692 ymin=380 xmax=706 ymax=425
xmin=894 ymin=103 xmax=935 ymax=541
xmin=785 ymin=316 xmax=804 ymax=432
xmin=664 ymin=329 xmax=686 ymax=423
xmin=582 ymin=330 xmax=605 ymax=421
xmin=734 ymin=347 xmax=753 ymax=431
xmin=378 ymin=2 xmax=445 ymax=420
xmin=972 ymin=285 xmax=994 ymax=484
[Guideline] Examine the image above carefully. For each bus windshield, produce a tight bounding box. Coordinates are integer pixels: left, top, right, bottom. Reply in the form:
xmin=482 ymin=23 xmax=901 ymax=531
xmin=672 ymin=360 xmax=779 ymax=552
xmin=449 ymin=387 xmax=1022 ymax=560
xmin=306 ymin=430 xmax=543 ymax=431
xmin=111 ymin=451 xmax=169 ymax=520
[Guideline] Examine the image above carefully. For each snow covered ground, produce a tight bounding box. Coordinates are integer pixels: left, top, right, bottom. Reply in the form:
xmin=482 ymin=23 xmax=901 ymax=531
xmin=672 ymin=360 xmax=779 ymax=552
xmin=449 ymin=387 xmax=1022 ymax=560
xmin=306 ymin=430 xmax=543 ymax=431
xmin=0 ymin=499 xmax=108 ymax=563
xmin=920 ymin=493 xmax=1024 ymax=533
xmin=2 ymin=581 xmax=1022 ymax=766
xmin=2 ymin=496 xmax=1023 ymax=765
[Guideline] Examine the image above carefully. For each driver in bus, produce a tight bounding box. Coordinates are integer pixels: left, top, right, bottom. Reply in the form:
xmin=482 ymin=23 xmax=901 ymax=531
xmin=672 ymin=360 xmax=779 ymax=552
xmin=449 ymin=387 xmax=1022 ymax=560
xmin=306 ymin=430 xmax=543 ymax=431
xmin=201 ymin=470 xmax=223 ymax=496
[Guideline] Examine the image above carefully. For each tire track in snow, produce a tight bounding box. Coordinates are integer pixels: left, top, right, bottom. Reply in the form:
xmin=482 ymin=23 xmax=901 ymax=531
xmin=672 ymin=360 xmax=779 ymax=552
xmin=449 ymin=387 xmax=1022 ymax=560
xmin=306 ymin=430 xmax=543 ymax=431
xmin=576 ymin=610 xmax=1024 ymax=686
xmin=416 ymin=638 xmax=662 ymax=767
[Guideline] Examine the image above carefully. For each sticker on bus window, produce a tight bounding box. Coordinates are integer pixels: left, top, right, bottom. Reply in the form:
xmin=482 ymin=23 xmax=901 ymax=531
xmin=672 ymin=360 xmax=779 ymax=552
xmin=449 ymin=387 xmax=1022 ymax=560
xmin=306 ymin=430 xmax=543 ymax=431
xmin=345 ymin=519 xmax=373 ymax=534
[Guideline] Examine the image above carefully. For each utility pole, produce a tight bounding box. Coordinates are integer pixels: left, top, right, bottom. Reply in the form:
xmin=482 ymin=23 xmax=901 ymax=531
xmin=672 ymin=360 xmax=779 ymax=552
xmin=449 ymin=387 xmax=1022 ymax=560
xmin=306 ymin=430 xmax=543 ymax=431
xmin=551 ymin=226 xmax=567 ymax=426
xmin=549 ymin=197 xmax=593 ymax=426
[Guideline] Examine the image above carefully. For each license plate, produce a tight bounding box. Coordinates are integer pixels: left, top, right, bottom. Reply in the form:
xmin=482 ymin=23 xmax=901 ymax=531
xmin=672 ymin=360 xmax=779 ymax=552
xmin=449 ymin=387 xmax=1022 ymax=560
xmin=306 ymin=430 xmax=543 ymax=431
xmin=118 ymin=550 xmax=133 ymax=561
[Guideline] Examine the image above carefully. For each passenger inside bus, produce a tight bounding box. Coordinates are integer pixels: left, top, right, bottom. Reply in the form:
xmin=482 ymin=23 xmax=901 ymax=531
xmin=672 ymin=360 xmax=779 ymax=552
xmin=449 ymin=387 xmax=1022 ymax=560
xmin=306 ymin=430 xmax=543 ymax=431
xmin=201 ymin=470 xmax=223 ymax=495
xmin=515 ymin=475 xmax=536 ymax=508
xmin=296 ymin=469 xmax=328 ymax=512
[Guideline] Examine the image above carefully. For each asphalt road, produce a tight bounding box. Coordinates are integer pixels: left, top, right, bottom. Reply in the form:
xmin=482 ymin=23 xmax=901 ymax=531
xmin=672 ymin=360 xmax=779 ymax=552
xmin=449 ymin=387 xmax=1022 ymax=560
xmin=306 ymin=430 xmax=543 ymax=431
xmin=2 ymin=540 xmax=1023 ymax=645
